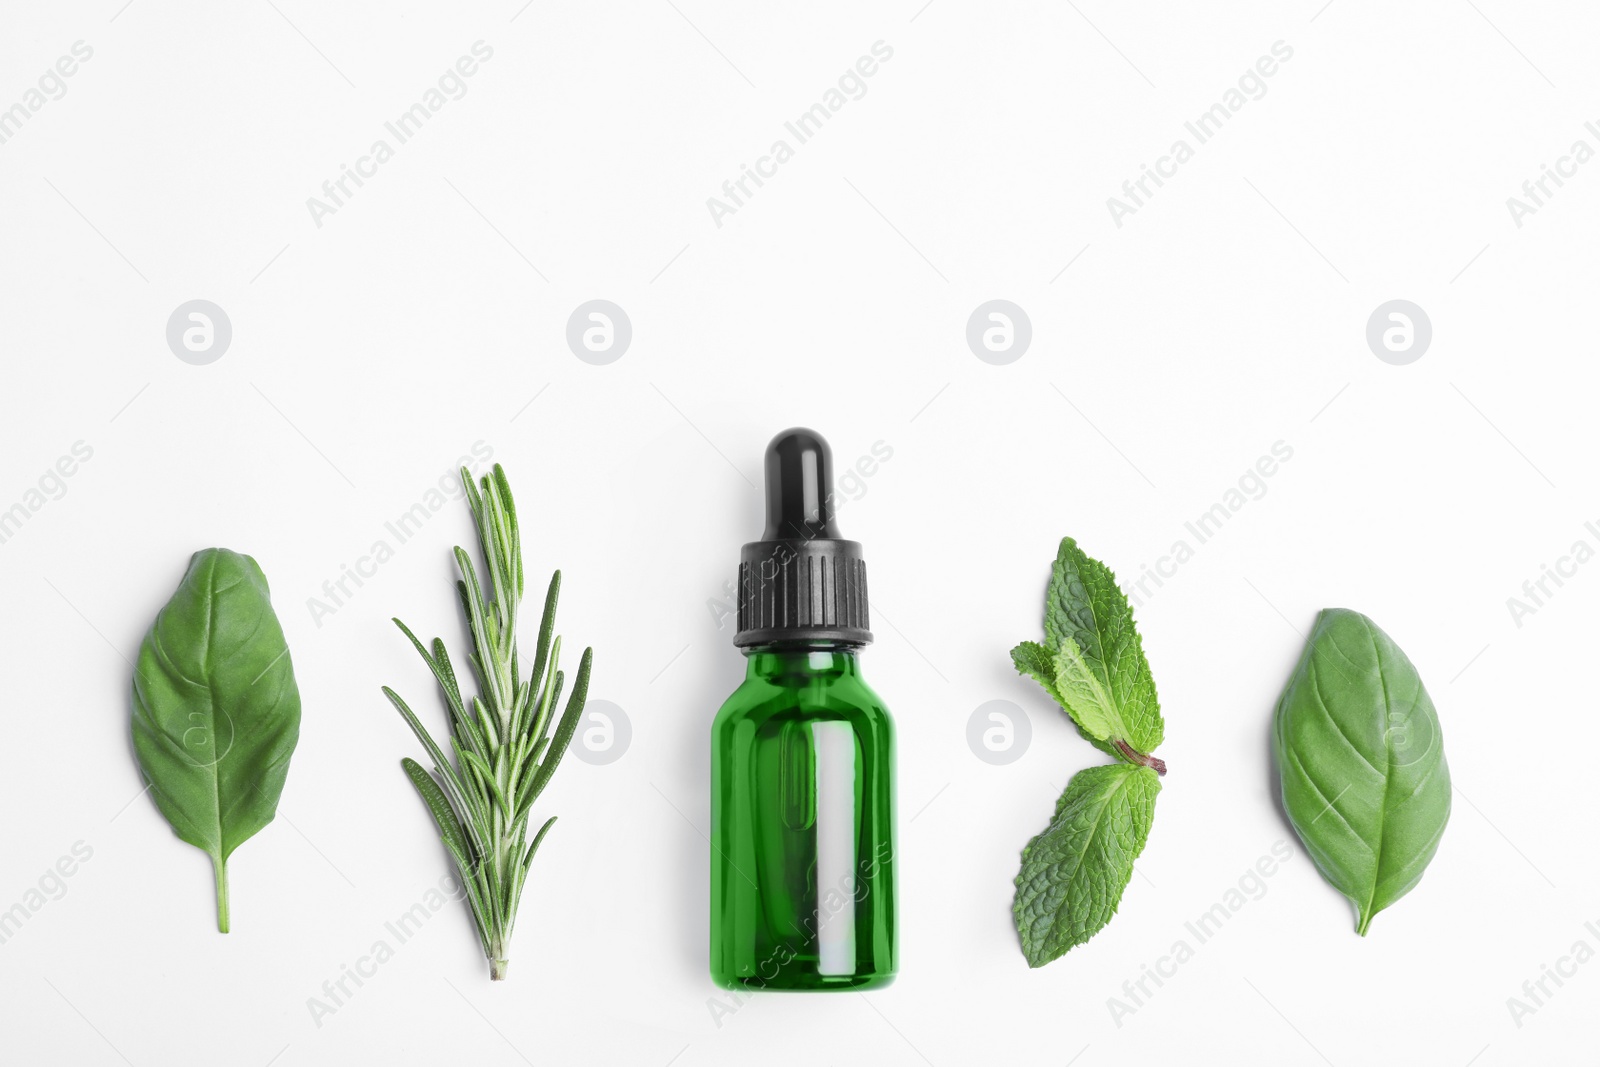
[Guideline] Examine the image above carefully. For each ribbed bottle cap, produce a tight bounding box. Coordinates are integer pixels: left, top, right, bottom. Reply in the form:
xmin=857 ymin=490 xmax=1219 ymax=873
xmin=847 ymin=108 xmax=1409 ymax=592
xmin=734 ymin=428 xmax=872 ymax=648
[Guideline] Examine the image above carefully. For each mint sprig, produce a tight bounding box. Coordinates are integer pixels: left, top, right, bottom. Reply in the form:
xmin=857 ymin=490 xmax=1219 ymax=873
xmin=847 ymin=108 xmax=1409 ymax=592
xmin=1010 ymin=536 xmax=1166 ymax=967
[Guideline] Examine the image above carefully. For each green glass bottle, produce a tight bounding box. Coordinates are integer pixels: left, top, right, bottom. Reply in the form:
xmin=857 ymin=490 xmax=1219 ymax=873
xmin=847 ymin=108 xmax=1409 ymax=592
xmin=710 ymin=429 xmax=897 ymax=991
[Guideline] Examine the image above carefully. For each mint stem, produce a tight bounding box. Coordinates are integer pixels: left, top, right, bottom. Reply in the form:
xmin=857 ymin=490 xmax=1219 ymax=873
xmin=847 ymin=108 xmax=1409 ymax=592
xmin=1113 ymin=740 xmax=1166 ymax=776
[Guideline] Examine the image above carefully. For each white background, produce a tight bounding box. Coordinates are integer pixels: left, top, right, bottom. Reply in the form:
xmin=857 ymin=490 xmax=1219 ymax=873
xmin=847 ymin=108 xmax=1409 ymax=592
xmin=1 ymin=1 xmax=1594 ymax=1063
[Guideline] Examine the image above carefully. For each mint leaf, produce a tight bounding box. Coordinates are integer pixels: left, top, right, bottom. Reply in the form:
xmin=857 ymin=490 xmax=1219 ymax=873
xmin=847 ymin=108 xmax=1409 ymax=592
xmin=1011 ymin=640 xmax=1119 ymax=761
xmin=1050 ymin=639 xmax=1121 ymax=742
xmin=1010 ymin=640 xmax=1059 ymax=700
xmin=1013 ymin=763 xmax=1160 ymax=967
xmin=1042 ymin=537 xmax=1164 ymax=757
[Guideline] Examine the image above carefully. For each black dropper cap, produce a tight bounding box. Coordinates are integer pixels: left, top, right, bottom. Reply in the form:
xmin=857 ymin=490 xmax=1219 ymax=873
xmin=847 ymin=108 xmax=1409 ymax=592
xmin=734 ymin=428 xmax=872 ymax=648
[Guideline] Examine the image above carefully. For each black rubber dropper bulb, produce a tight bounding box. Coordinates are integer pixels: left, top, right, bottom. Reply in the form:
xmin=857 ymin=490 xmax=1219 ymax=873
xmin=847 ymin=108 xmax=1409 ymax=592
xmin=762 ymin=428 xmax=842 ymax=541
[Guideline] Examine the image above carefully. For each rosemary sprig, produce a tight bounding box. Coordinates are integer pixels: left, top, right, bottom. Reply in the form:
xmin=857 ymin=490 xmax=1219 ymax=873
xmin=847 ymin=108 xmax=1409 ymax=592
xmin=384 ymin=463 xmax=592 ymax=980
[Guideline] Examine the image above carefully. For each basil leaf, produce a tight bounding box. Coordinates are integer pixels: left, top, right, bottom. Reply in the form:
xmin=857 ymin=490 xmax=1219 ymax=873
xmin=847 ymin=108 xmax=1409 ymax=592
xmin=1273 ymin=608 xmax=1451 ymax=935
xmin=1040 ymin=536 xmax=1163 ymax=756
xmin=132 ymin=549 xmax=302 ymax=932
xmin=1013 ymin=763 xmax=1160 ymax=967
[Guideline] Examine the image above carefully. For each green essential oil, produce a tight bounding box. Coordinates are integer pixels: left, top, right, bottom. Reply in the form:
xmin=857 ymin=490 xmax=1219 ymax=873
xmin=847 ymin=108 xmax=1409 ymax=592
xmin=710 ymin=428 xmax=897 ymax=991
